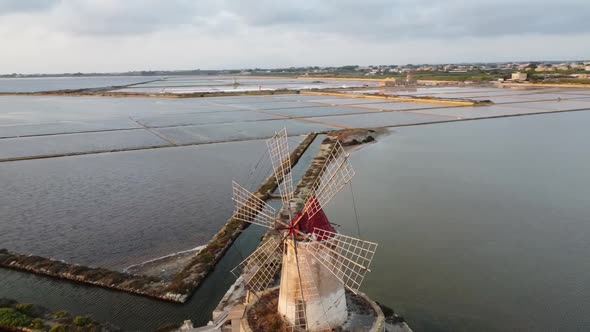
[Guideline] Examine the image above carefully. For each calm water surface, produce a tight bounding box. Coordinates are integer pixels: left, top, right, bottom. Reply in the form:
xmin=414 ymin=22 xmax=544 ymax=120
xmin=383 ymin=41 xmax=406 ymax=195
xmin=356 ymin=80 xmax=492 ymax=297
xmin=0 ymin=134 xmax=318 ymax=331
xmin=0 ymin=139 xmax=274 ymax=269
xmin=0 ymin=222 xmax=268 ymax=331
xmin=326 ymin=111 xmax=590 ymax=331
xmin=2 ymin=110 xmax=590 ymax=331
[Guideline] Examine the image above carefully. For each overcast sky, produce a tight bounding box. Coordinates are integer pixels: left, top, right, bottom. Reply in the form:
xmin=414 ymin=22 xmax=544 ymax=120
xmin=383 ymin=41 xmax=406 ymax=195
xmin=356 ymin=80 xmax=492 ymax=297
xmin=1 ymin=0 xmax=589 ymax=74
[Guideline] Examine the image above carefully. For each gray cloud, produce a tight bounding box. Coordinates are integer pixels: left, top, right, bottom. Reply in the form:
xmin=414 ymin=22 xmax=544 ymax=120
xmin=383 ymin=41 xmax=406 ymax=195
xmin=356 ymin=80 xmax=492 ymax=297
xmin=220 ymin=0 xmax=590 ymax=38
xmin=1 ymin=0 xmax=588 ymax=39
xmin=0 ymin=0 xmax=59 ymax=15
xmin=0 ymin=0 xmax=588 ymax=73
xmin=53 ymin=0 xmax=208 ymax=35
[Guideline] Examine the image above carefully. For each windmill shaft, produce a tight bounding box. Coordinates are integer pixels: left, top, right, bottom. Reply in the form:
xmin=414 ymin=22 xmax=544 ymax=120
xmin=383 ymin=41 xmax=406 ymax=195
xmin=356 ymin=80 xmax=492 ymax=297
xmin=291 ymin=238 xmax=309 ymax=330
xmin=278 ymin=238 xmax=347 ymax=331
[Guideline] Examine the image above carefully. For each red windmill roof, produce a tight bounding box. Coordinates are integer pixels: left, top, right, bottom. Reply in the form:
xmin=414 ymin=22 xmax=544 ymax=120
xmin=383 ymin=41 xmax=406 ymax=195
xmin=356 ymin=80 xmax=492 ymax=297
xmin=293 ymin=196 xmax=335 ymax=239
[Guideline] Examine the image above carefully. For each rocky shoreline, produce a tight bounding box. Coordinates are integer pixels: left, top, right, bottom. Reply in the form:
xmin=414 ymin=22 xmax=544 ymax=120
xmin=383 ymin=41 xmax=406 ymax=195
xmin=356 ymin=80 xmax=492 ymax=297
xmin=0 ymin=249 xmax=182 ymax=303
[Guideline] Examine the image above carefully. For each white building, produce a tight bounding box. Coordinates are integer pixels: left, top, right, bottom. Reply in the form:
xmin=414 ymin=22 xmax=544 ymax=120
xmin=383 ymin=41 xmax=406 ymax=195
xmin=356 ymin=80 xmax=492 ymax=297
xmin=511 ymin=72 xmax=527 ymax=81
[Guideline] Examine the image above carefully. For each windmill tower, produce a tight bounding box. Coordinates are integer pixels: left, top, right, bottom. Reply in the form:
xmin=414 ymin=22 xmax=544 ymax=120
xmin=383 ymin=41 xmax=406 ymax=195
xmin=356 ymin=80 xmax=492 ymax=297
xmin=230 ymin=128 xmax=378 ymax=331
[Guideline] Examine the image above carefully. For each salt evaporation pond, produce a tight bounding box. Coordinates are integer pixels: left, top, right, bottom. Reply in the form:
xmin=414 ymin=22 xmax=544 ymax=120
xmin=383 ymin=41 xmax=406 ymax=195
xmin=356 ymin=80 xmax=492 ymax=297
xmin=0 ymin=139 xmax=278 ymax=269
xmin=325 ymin=110 xmax=590 ymax=332
xmin=0 ymin=222 xmax=269 ymax=331
xmin=0 ymin=132 xmax=322 ymax=331
xmin=2 ymin=86 xmax=590 ymax=331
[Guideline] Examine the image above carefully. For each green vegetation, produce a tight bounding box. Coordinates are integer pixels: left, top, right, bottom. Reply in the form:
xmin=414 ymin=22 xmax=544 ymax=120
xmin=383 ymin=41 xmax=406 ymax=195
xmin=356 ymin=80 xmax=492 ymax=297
xmin=0 ymin=307 xmax=33 ymax=327
xmin=31 ymin=318 xmax=46 ymax=330
xmin=73 ymin=315 xmax=94 ymax=327
xmin=258 ymin=70 xmax=508 ymax=82
xmin=258 ymin=68 xmax=590 ymax=85
xmin=558 ymin=78 xmax=590 ymax=84
xmin=0 ymin=302 xmax=52 ymax=330
xmin=52 ymin=310 xmax=69 ymax=319
xmin=0 ymin=299 xmax=116 ymax=331
xmin=49 ymin=324 xmax=67 ymax=332
xmin=200 ymin=250 xmax=214 ymax=264
xmin=410 ymin=71 xmax=503 ymax=82
xmin=15 ymin=303 xmax=34 ymax=315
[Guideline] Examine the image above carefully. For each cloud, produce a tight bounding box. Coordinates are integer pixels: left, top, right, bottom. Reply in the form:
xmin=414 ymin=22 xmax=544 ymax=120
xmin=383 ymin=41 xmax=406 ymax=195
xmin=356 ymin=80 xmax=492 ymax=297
xmin=2 ymin=0 xmax=589 ymax=38
xmin=51 ymin=0 xmax=210 ymax=35
xmin=215 ymin=0 xmax=590 ymax=39
xmin=0 ymin=0 xmax=59 ymax=15
xmin=0 ymin=0 xmax=588 ymax=73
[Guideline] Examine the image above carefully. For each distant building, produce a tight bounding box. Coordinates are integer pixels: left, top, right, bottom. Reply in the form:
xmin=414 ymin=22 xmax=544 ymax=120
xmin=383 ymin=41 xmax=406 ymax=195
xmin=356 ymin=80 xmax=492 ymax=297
xmin=511 ymin=72 xmax=527 ymax=81
xmin=406 ymin=71 xmax=417 ymax=85
xmin=585 ymin=66 xmax=590 ymax=71
xmin=378 ymin=78 xmax=401 ymax=87
xmin=571 ymin=73 xmax=589 ymax=79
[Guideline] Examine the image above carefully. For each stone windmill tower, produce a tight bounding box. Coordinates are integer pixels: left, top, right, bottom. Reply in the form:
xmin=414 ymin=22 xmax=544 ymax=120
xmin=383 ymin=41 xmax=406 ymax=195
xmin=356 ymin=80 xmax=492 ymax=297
xmin=230 ymin=128 xmax=378 ymax=331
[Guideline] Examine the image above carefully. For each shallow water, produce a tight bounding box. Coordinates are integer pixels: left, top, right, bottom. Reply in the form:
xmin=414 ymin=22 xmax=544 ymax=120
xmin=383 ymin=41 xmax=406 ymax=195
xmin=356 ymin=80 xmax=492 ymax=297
xmin=0 ymin=222 xmax=268 ymax=331
xmin=0 ymin=133 xmax=322 ymax=331
xmin=0 ymin=129 xmax=169 ymax=160
xmin=2 ymin=88 xmax=590 ymax=331
xmin=325 ymin=111 xmax=590 ymax=331
xmin=0 ymin=139 xmax=275 ymax=269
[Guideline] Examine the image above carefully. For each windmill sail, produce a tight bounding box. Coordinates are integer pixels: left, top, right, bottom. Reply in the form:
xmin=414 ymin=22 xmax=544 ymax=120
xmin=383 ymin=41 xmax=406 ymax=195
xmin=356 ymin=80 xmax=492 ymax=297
xmin=301 ymin=141 xmax=355 ymax=221
xmin=267 ymin=128 xmax=294 ymax=209
xmin=305 ymin=228 xmax=377 ymax=294
xmin=231 ymin=236 xmax=283 ymax=293
xmin=232 ymin=181 xmax=277 ymax=229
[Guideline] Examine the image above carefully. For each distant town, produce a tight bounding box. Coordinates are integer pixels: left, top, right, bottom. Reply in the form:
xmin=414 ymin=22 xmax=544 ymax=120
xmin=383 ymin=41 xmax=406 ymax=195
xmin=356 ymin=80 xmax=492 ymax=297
xmin=2 ymin=60 xmax=590 ymax=85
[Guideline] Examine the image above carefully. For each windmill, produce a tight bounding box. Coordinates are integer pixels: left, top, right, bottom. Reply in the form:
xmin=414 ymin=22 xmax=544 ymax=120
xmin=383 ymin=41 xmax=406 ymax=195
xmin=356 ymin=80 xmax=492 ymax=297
xmin=230 ymin=128 xmax=378 ymax=331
